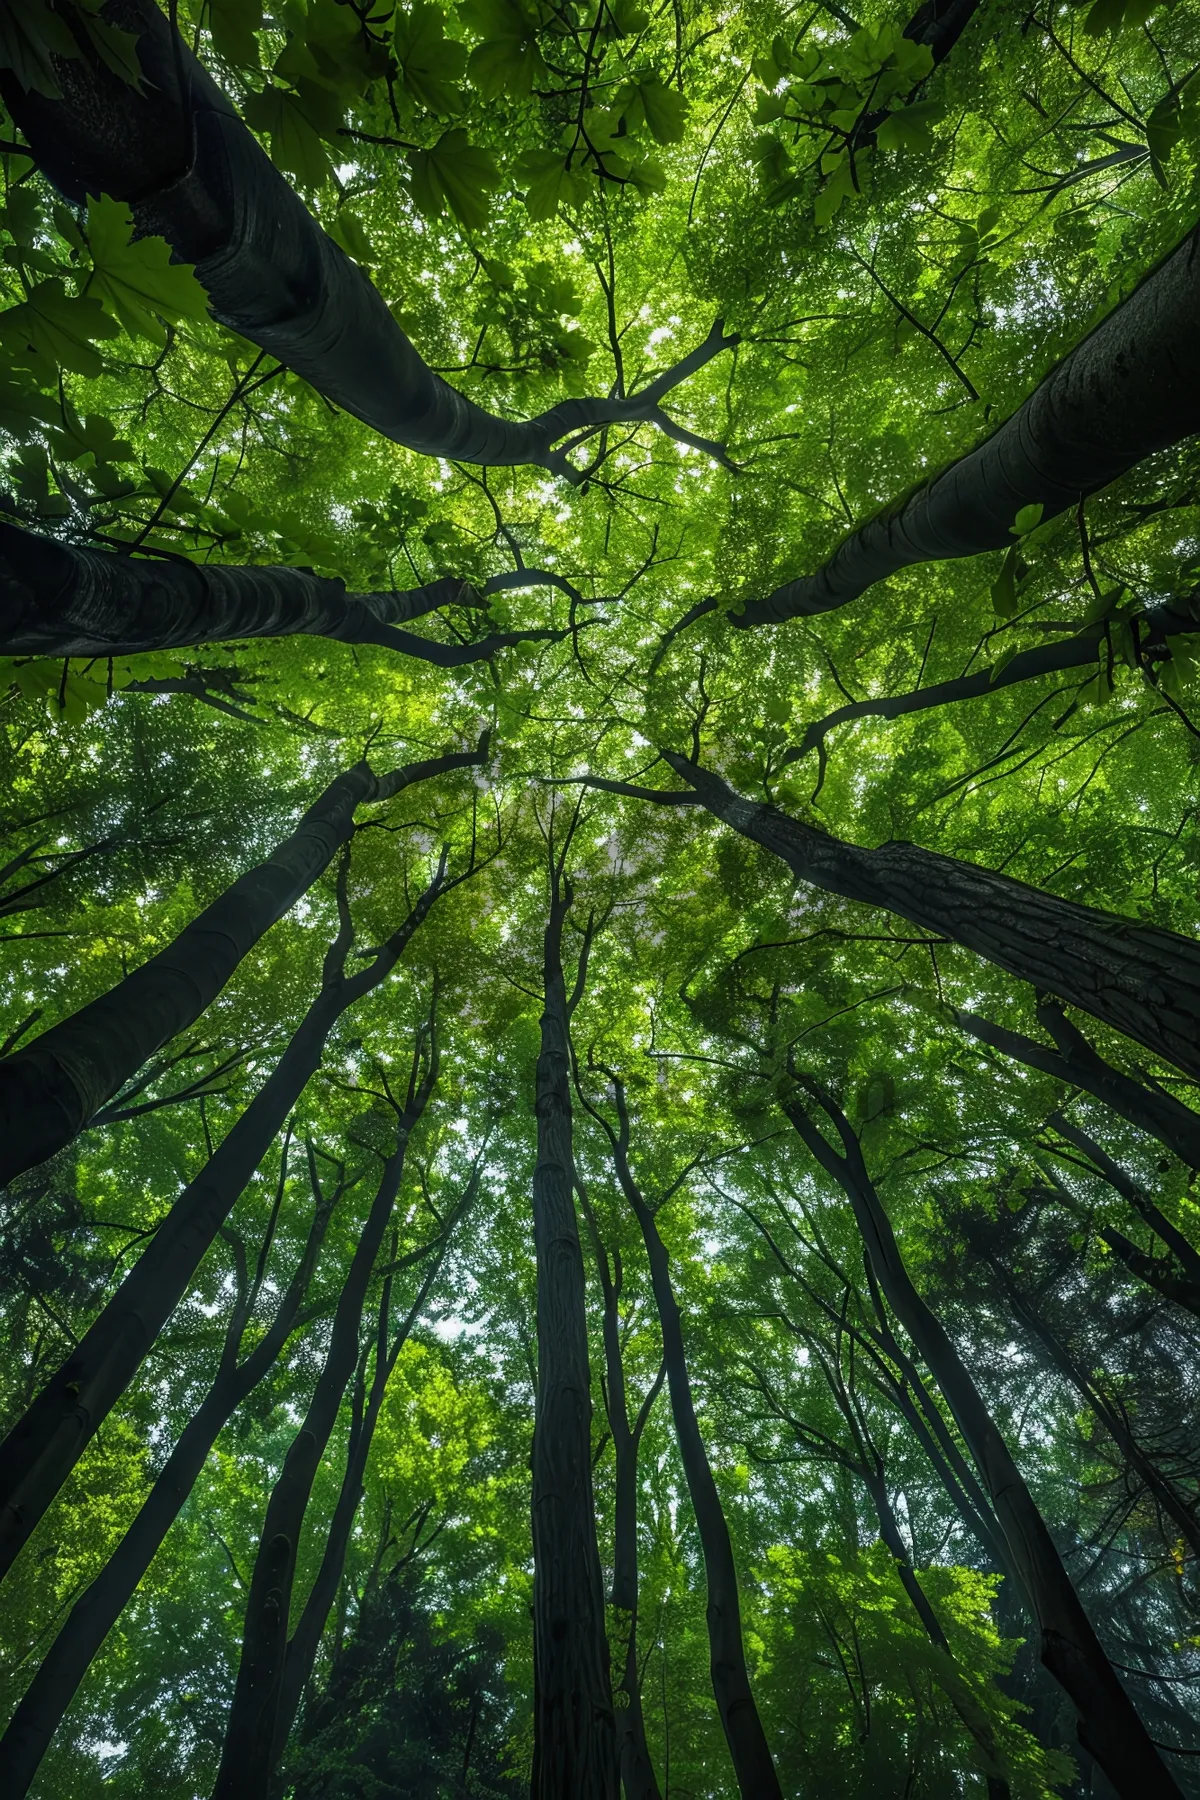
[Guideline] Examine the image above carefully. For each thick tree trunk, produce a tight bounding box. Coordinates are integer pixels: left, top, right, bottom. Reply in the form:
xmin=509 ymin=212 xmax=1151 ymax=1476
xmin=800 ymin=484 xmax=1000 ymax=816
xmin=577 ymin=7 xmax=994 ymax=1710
xmin=0 ymin=2 xmax=733 ymax=476
xmin=0 ymin=1173 xmax=336 ymax=1799
xmin=530 ymin=886 xmax=616 ymax=1800
xmin=782 ymin=1082 xmax=1183 ymax=1798
xmin=735 ymin=221 xmax=1200 ymax=623
xmin=213 ymin=1033 xmax=441 ymax=1799
xmin=663 ymin=754 xmax=1200 ymax=1082
xmin=0 ymin=860 xmax=449 ymax=1583
xmin=599 ymin=1089 xmax=782 ymax=1799
xmin=958 ymin=1003 xmax=1200 ymax=1173
xmin=0 ymin=744 xmax=481 ymax=1185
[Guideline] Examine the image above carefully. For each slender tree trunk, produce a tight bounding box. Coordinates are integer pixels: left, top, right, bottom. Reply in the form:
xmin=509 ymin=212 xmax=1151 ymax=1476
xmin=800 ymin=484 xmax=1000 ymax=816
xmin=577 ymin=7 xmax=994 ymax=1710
xmin=597 ymin=1086 xmax=782 ymax=1799
xmin=0 ymin=1162 xmax=338 ymax=1799
xmin=0 ymin=856 xmax=450 ymax=1583
xmin=1031 ymin=1177 xmax=1200 ymax=1321
xmin=0 ymin=2 xmax=734 ymax=476
xmin=782 ymin=1080 xmax=1183 ymax=1798
xmin=212 ymin=1018 xmax=445 ymax=1798
xmin=0 ymin=744 xmax=483 ymax=1184
xmin=577 ymin=1187 xmax=665 ymax=1800
xmin=734 ymin=220 xmax=1200 ymax=623
xmin=958 ymin=1001 xmax=1200 ymax=1173
xmin=1048 ymin=1117 xmax=1200 ymax=1287
xmin=663 ymin=753 xmax=1200 ymax=1082
xmin=530 ymin=883 xmax=617 ymax=1800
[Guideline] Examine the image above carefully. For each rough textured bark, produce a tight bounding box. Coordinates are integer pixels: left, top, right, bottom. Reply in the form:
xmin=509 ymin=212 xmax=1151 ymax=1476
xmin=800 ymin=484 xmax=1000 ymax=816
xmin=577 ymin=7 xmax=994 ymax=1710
xmin=957 ymin=1002 xmax=1200 ymax=1173
xmin=213 ymin=1021 xmax=444 ymax=1798
xmin=0 ymin=520 xmax=579 ymax=663
xmin=0 ymin=742 xmax=483 ymax=1184
xmin=782 ymin=1080 xmax=1183 ymax=1798
xmin=0 ymin=2 xmax=734 ymax=476
xmin=0 ymin=856 xmax=451 ymax=1583
xmin=594 ymin=1079 xmax=782 ymax=1800
xmin=577 ymin=1184 xmax=665 ymax=1800
xmin=734 ymin=221 xmax=1200 ymax=623
xmin=662 ymin=753 xmax=1200 ymax=1082
xmin=530 ymin=882 xmax=616 ymax=1800
xmin=0 ymin=1156 xmax=337 ymax=1799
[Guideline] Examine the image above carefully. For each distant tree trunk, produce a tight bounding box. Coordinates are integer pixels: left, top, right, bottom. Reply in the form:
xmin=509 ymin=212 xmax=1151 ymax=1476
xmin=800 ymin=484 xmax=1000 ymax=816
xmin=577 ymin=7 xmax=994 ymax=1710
xmin=530 ymin=879 xmax=617 ymax=1800
xmin=213 ymin=1009 xmax=445 ymax=1798
xmin=1030 ymin=1174 xmax=1200 ymax=1322
xmin=577 ymin=1183 xmax=665 ymax=1800
xmin=958 ymin=1001 xmax=1200 ymax=1173
xmin=0 ymin=1153 xmax=338 ymax=1799
xmin=0 ymin=1 xmax=734 ymax=476
xmin=734 ymin=220 xmax=1200 ymax=623
xmin=781 ymin=1077 xmax=1183 ymax=1799
xmin=1047 ymin=1116 xmax=1200 ymax=1289
xmin=0 ymin=743 xmax=483 ymax=1185
xmin=662 ymin=754 xmax=1200 ymax=1082
xmin=590 ymin=1077 xmax=782 ymax=1800
xmin=0 ymin=851 xmax=453 ymax=1584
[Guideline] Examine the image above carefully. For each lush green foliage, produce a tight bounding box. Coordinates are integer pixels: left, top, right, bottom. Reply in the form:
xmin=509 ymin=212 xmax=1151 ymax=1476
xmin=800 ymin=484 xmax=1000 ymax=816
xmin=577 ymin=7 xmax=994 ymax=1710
xmin=2 ymin=0 xmax=1200 ymax=1794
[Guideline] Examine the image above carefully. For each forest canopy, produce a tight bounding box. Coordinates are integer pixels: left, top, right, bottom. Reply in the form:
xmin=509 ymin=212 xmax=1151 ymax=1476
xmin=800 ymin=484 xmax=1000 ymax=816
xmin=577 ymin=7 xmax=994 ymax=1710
xmin=1 ymin=0 xmax=1199 ymax=1796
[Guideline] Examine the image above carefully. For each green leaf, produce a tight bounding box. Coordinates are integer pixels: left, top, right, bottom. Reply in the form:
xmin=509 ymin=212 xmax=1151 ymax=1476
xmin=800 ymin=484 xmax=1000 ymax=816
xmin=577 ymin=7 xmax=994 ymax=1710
xmin=460 ymin=0 xmax=546 ymax=98
xmin=514 ymin=148 xmax=581 ymax=220
xmin=327 ymin=207 xmax=375 ymax=266
xmin=84 ymin=194 xmax=210 ymax=345
xmin=1011 ymin=502 xmax=1044 ymax=536
xmin=393 ymin=4 xmax=467 ymax=114
xmin=206 ymin=0 xmax=264 ymax=66
xmin=813 ymin=153 xmax=856 ymax=229
xmin=0 ymin=278 xmax=119 ymax=380
xmin=990 ymin=544 xmax=1019 ymax=618
xmin=243 ymin=83 xmax=338 ymax=188
xmin=875 ymin=100 xmax=944 ymax=154
xmin=1146 ymin=92 xmax=1183 ymax=170
xmin=72 ymin=0 xmax=144 ymax=87
xmin=632 ymin=77 xmax=688 ymax=145
xmin=408 ymin=130 xmax=499 ymax=232
xmin=0 ymin=0 xmax=80 ymax=99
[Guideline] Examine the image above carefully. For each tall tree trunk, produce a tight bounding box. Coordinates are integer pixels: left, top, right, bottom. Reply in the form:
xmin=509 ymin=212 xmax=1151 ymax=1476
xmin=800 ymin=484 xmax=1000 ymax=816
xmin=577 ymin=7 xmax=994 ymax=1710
xmin=577 ymin=1184 xmax=665 ymax=1800
xmin=0 ymin=1 xmax=734 ymax=476
xmin=781 ymin=1078 xmax=1183 ymax=1798
xmin=958 ymin=1001 xmax=1200 ymax=1173
xmin=212 ymin=1012 xmax=446 ymax=1798
xmin=0 ymin=743 xmax=482 ymax=1184
xmin=530 ymin=880 xmax=617 ymax=1799
xmin=661 ymin=754 xmax=1200 ymax=1082
xmin=0 ymin=852 xmax=453 ymax=1582
xmin=0 ymin=1152 xmax=339 ymax=1799
xmin=733 ymin=220 xmax=1200 ymax=623
xmin=271 ymin=1239 xmax=450 ymax=1770
xmin=592 ymin=1079 xmax=782 ymax=1799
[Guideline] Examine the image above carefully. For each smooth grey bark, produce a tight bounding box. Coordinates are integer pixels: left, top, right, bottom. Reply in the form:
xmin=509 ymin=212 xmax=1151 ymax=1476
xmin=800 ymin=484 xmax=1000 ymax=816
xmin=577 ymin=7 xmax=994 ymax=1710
xmin=659 ymin=752 xmax=1200 ymax=1082
xmin=734 ymin=220 xmax=1200 ymax=623
xmin=0 ymin=2 xmax=735 ymax=476
xmin=0 ymin=520 xmax=577 ymax=663
xmin=587 ymin=1075 xmax=782 ymax=1800
xmin=0 ymin=850 xmax=454 ymax=1583
xmin=530 ymin=881 xmax=617 ymax=1800
xmin=957 ymin=1001 xmax=1200 ymax=1173
xmin=576 ymin=1181 xmax=665 ymax=1800
xmin=0 ymin=1150 xmax=339 ymax=1799
xmin=781 ymin=1078 xmax=1183 ymax=1798
xmin=212 ymin=1013 xmax=444 ymax=1799
xmin=0 ymin=741 xmax=484 ymax=1185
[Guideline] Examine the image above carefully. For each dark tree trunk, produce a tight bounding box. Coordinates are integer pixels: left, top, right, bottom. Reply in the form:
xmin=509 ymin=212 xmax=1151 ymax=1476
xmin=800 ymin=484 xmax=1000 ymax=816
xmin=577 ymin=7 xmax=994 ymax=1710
xmin=1029 ymin=1176 xmax=1200 ymax=1324
xmin=782 ymin=1081 xmax=1183 ymax=1799
xmin=213 ymin=1024 xmax=443 ymax=1798
xmin=0 ymin=857 xmax=450 ymax=1583
xmin=958 ymin=1002 xmax=1200 ymax=1173
xmin=0 ymin=744 xmax=482 ymax=1185
xmin=663 ymin=754 xmax=1200 ymax=1082
xmin=530 ymin=884 xmax=617 ymax=1800
xmin=596 ymin=1083 xmax=782 ymax=1799
xmin=0 ymin=2 xmax=734 ymax=476
xmin=0 ymin=1169 xmax=338 ymax=1799
xmin=734 ymin=221 xmax=1200 ymax=623
xmin=577 ymin=1186 xmax=664 ymax=1800
xmin=1047 ymin=1118 xmax=1200 ymax=1290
